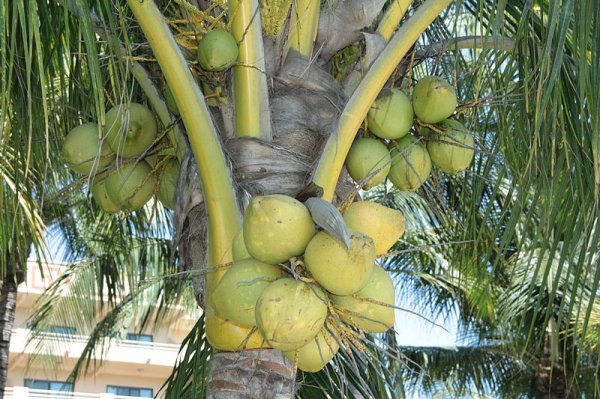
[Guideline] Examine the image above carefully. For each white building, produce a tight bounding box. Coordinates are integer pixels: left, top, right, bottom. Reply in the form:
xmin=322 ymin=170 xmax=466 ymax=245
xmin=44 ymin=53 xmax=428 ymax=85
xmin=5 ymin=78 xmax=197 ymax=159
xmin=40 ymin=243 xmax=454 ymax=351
xmin=6 ymin=261 xmax=197 ymax=398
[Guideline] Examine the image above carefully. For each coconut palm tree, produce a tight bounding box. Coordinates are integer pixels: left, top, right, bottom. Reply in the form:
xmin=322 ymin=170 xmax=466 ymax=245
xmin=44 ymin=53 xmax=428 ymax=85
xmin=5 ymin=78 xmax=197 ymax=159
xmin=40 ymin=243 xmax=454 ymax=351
xmin=3 ymin=0 xmax=600 ymax=397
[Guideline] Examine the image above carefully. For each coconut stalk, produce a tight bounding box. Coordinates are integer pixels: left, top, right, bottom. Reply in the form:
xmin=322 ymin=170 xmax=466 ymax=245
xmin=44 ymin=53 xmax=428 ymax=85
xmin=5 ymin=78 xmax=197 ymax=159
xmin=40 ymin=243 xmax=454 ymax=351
xmin=126 ymin=0 xmax=241 ymax=285
xmin=230 ymin=0 xmax=272 ymax=139
xmin=286 ymin=0 xmax=320 ymax=57
xmin=312 ymin=0 xmax=453 ymax=201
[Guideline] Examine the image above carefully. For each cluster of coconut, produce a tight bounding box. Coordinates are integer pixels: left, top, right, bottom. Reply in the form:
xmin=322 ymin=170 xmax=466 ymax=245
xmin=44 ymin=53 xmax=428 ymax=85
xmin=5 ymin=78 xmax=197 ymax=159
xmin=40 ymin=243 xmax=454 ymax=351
xmin=207 ymin=194 xmax=405 ymax=373
xmin=61 ymin=103 xmax=179 ymax=212
xmin=346 ymin=76 xmax=475 ymax=192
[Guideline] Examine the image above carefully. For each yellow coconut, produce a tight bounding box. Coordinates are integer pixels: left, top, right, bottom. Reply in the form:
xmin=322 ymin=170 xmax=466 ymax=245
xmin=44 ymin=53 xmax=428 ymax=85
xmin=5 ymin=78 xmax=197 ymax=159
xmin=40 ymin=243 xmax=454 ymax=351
xmin=243 ymin=194 xmax=316 ymax=264
xmin=426 ymin=119 xmax=475 ymax=175
xmin=255 ymin=278 xmax=327 ymax=351
xmin=206 ymin=312 xmax=270 ymax=351
xmin=105 ymin=161 xmax=156 ymax=211
xmin=388 ymin=135 xmax=431 ymax=192
xmin=104 ymin=103 xmax=157 ymax=158
xmin=304 ymin=230 xmax=376 ymax=295
xmin=412 ymin=76 xmax=457 ymax=124
xmin=62 ymin=122 xmax=115 ymax=174
xmin=343 ymin=201 xmax=404 ymax=256
xmin=212 ymin=259 xmax=284 ymax=326
xmin=283 ymin=327 xmax=339 ymax=372
xmin=91 ymin=177 xmax=120 ymax=213
xmin=157 ymin=158 xmax=179 ymax=210
xmin=345 ymin=138 xmax=392 ymax=189
xmin=332 ymin=264 xmax=395 ymax=333
xmin=367 ymin=88 xmax=414 ymax=139
xmin=232 ymin=229 xmax=252 ymax=261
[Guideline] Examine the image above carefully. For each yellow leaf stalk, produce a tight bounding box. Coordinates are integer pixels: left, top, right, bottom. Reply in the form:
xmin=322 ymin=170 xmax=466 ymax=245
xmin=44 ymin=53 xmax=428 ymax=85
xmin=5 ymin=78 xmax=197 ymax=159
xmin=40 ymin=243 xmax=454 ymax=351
xmin=127 ymin=0 xmax=241 ymax=290
xmin=377 ymin=0 xmax=414 ymax=41
xmin=230 ymin=0 xmax=272 ymax=139
xmin=286 ymin=0 xmax=321 ymax=58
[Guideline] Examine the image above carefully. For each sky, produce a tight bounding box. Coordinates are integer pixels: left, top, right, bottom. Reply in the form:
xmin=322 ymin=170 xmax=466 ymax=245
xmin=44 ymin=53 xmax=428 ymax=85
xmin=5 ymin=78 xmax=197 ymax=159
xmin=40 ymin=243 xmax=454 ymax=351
xmin=395 ymin=294 xmax=459 ymax=347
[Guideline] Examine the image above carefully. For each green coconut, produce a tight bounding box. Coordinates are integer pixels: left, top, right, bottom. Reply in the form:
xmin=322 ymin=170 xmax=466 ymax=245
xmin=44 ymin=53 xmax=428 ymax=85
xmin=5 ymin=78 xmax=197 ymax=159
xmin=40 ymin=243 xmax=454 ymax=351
xmin=105 ymin=161 xmax=156 ymax=211
xmin=387 ymin=135 xmax=432 ymax=191
xmin=426 ymin=120 xmax=475 ymax=174
xmin=62 ymin=123 xmax=115 ymax=174
xmin=105 ymin=103 xmax=157 ymax=158
xmin=157 ymin=158 xmax=179 ymax=210
xmin=283 ymin=327 xmax=339 ymax=372
xmin=332 ymin=264 xmax=395 ymax=333
xmin=256 ymin=278 xmax=327 ymax=351
xmin=91 ymin=177 xmax=120 ymax=213
xmin=367 ymin=88 xmax=414 ymax=139
xmin=304 ymin=230 xmax=376 ymax=295
xmin=343 ymin=201 xmax=404 ymax=256
xmin=345 ymin=138 xmax=392 ymax=189
xmin=412 ymin=76 xmax=457 ymax=124
xmin=232 ymin=229 xmax=252 ymax=261
xmin=163 ymin=84 xmax=179 ymax=116
xmin=197 ymin=29 xmax=239 ymax=72
xmin=212 ymin=259 xmax=283 ymax=326
xmin=243 ymin=194 xmax=316 ymax=264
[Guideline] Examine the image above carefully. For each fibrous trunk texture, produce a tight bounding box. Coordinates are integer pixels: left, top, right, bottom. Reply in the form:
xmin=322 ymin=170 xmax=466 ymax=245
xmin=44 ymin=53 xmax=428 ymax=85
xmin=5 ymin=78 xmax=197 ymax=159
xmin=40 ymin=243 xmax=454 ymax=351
xmin=207 ymin=350 xmax=295 ymax=399
xmin=0 ymin=275 xmax=18 ymax=398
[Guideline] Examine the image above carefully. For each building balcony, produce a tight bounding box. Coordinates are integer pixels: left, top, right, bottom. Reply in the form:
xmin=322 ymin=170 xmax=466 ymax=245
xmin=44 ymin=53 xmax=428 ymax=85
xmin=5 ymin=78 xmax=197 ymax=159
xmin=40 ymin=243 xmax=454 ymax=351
xmin=9 ymin=328 xmax=180 ymax=370
xmin=4 ymin=387 xmax=151 ymax=399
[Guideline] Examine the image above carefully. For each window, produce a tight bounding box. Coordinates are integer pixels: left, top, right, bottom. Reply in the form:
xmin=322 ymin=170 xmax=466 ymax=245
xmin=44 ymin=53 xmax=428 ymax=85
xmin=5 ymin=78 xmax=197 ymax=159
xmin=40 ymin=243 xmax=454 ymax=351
xmin=47 ymin=325 xmax=76 ymax=335
xmin=24 ymin=379 xmax=74 ymax=392
xmin=107 ymin=386 xmax=153 ymax=397
xmin=125 ymin=333 xmax=153 ymax=343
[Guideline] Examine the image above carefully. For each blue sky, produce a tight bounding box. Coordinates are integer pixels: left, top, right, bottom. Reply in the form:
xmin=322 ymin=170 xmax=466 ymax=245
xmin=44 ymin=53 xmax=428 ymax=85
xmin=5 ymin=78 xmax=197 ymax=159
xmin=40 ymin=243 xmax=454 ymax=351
xmin=395 ymin=294 xmax=459 ymax=347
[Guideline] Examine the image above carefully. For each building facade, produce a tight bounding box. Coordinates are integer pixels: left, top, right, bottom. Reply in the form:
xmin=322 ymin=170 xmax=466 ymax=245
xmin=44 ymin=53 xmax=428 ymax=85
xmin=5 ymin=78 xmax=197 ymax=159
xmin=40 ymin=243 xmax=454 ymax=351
xmin=5 ymin=261 xmax=196 ymax=399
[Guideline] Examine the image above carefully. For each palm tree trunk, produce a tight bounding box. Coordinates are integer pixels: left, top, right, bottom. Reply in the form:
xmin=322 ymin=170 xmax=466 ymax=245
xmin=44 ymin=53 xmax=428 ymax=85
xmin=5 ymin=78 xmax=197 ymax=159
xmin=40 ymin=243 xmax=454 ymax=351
xmin=0 ymin=275 xmax=19 ymax=398
xmin=532 ymin=317 xmax=570 ymax=398
xmin=208 ymin=350 xmax=295 ymax=398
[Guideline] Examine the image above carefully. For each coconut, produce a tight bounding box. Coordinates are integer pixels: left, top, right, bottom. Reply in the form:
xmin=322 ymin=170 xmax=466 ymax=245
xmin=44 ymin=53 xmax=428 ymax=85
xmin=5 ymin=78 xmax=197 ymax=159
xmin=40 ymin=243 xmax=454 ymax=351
xmin=91 ymin=177 xmax=120 ymax=213
xmin=157 ymin=158 xmax=179 ymax=210
xmin=387 ymin=135 xmax=431 ymax=191
xmin=304 ymin=230 xmax=376 ymax=295
xmin=412 ymin=76 xmax=457 ymax=124
xmin=197 ymin=29 xmax=239 ymax=72
xmin=367 ymin=89 xmax=414 ymax=139
xmin=255 ymin=278 xmax=327 ymax=351
xmin=283 ymin=327 xmax=339 ymax=372
xmin=62 ymin=123 xmax=115 ymax=174
xmin=343 ymin=201 xmax=404 ymax=256
xmin=105 ymin=161 xmax=156 ymax=211
xmin=206 ymin=312 xmax=269 ymax=351
xmin=104 ymin=103 xmax=157 ymax=158
xmin=332 ymin=264 xmax=395 ymax=333
xmin=232 ymin=229 xmax=252 ymax=261
xmin=243 ymin=194 xmax=316 ymax=264
xmin=345 ymin=138 xmax=392 ymax=189
xmin=426 ymin=119 xmax=474 ymax=174
xmin=212 ymin=259 xmax=284 ymax=326
xmin=163 ymin=84 xmax=179 ymax=116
